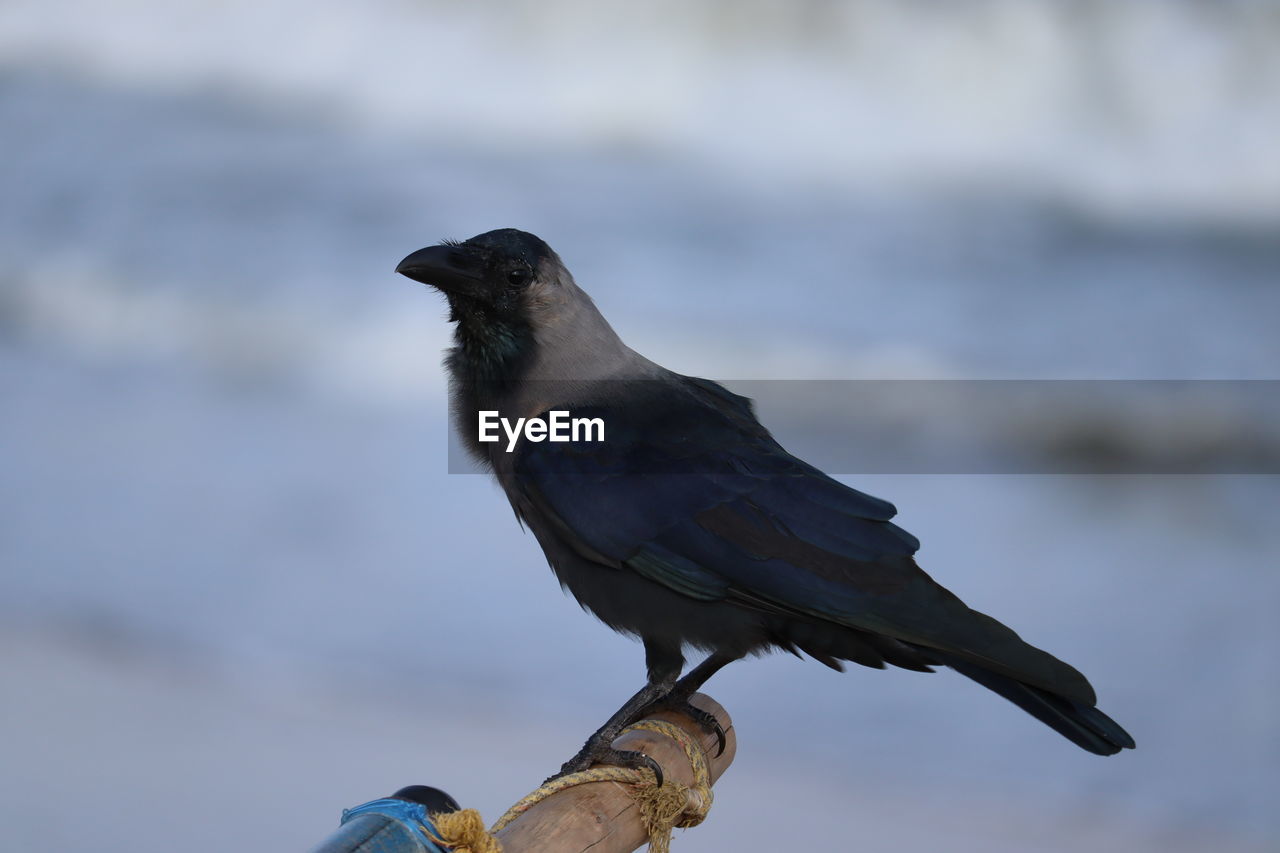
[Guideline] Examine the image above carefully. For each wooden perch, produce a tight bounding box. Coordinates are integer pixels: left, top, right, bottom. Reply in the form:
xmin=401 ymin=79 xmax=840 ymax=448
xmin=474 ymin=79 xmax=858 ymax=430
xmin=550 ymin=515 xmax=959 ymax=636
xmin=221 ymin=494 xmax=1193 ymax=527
xmin=494 ymin=693 xmax=736 ymax=853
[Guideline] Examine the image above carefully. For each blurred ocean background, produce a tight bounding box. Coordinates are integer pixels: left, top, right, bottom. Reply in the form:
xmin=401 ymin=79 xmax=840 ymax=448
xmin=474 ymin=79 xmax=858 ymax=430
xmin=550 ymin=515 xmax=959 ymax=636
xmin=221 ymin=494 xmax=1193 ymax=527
xmin=2 ymin=1 xmax=1278 ymax=850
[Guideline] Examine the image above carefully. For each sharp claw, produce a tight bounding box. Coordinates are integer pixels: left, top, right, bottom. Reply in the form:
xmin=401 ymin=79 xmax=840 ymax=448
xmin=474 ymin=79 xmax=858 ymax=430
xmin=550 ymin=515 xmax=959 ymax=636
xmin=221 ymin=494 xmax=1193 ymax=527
xmin=710 ymin=719 xmax=727 ymax=758
xmin=607 ymin=749 xmax=665 ymax=787
xmin=675 ymin=702 xmax=726 ymax=758
xmin=639 ymin=752 xmax=665 ymax=787
xmin=554 ymin=742 xmax=667 ymax=787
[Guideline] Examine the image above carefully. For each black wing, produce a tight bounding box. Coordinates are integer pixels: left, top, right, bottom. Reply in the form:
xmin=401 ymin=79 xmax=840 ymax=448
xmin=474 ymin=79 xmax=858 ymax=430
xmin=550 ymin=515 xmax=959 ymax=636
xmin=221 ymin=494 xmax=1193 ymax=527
xmin=513 ymin=375 xmax=1097 ymax=705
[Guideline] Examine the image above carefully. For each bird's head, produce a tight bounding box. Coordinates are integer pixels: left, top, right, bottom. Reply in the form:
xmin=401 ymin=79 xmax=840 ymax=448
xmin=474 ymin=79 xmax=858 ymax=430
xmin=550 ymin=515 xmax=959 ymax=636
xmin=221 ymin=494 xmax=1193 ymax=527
xmin=396 ymin=228 xmax=562 ymax=316
xmin=396 ymin=228 xmax=571 ymax=370
xmin=399 ymin=227 xmax=631 ymax=389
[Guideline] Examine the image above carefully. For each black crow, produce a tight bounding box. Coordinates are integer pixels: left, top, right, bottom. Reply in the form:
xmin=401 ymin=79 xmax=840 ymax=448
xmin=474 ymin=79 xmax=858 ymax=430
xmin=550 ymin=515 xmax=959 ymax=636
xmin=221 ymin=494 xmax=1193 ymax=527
xmin=396 ymin=228 xmax=1135 ymax=783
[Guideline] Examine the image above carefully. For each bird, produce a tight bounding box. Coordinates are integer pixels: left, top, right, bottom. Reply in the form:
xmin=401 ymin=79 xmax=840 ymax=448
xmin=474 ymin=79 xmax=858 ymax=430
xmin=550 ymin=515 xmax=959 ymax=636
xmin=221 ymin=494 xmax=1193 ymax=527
xmin=396 ymin=228 xmax=1135 ymax=783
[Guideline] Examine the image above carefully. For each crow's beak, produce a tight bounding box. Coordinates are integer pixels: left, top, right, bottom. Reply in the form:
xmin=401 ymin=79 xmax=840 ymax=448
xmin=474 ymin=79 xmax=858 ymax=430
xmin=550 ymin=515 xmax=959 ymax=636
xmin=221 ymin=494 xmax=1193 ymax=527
xmin=396 ymin=245 xmax=486 ymax=299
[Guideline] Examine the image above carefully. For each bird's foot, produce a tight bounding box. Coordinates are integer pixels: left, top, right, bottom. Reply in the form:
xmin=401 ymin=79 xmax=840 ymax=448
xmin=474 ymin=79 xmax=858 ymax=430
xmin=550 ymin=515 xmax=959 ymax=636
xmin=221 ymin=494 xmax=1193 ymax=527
xmin=638 ymin=695 xmax=727 ymax=758
xmin=545 ymin=735 xmax=666 ymax=787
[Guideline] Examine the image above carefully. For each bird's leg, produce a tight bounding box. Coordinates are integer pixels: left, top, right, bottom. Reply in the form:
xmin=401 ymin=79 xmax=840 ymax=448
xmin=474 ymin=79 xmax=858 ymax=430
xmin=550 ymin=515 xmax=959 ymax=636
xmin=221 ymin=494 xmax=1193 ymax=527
xmin=636 ymin=652 xmax=738 ymax=757
xmin=549 ymin=642 xmax=683 ymax=785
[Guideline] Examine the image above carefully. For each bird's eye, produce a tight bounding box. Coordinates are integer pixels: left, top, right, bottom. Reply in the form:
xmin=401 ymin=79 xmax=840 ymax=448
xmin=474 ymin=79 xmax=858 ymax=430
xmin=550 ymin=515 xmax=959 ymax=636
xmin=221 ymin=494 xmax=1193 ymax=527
xmin=507 ymin=268 xmax=531 ymax=287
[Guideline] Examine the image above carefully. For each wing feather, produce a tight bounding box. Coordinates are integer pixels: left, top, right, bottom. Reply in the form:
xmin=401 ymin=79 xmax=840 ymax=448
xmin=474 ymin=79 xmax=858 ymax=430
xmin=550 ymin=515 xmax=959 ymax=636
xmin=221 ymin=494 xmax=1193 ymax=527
xmin=513 ymin=376 xmax=1096 ymax=704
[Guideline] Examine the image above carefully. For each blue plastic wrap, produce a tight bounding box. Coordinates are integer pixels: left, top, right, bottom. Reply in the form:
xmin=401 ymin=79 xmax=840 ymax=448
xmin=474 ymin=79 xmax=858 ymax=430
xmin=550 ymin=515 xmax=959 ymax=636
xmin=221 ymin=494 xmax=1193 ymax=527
xmin=312 ymin=798 xmax=449 ymax=853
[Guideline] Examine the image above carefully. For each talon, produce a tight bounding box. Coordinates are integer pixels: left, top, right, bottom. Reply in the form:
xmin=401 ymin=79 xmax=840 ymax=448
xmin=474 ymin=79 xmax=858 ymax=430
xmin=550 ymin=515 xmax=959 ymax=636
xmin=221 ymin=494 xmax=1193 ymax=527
xmin=552 ymin=740 xmax=667 ymax=787
xmin=644 ymin=698 xmax=726 ymax=758
xmin=586 ymin=748 xmax=665 ymax=787
xmin=684 ymin=705 xmax=727 ymax=757
xmin=708 ymin=716 xmax=727 ymax=758
xmin=635 ymin=751 xmax=665 ymax=787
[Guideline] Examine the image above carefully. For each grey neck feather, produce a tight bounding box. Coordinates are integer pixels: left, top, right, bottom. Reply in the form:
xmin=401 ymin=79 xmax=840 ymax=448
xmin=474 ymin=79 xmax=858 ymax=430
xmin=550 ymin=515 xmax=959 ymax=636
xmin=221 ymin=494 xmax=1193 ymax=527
xmin=510 ymin=274 xmax=664 ymax=417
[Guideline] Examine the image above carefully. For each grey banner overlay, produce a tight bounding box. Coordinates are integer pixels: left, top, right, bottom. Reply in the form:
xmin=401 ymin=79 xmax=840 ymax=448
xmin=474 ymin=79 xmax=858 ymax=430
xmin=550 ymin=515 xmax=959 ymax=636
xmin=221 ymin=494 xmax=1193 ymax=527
xmin=446 ymin=380 xmax=1280 ymax=474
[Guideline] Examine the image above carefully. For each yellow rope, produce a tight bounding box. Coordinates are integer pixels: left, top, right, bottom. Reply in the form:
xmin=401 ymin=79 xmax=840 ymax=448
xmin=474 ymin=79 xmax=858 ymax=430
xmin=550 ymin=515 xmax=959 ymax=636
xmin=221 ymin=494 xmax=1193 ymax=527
xmin=426 ymin=718 xmax=715 ymax=853
xmin=424 ymin=809 xmax=502 ymax=853
xmin=489 ymin=766 xmax=652 ymax=834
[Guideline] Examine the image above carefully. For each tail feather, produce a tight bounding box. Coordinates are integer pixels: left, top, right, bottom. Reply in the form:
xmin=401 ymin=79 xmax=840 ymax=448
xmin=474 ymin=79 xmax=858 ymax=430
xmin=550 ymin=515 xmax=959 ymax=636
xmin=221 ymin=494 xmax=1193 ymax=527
xmin=942 ymin=656 xmax=1135 ymax=755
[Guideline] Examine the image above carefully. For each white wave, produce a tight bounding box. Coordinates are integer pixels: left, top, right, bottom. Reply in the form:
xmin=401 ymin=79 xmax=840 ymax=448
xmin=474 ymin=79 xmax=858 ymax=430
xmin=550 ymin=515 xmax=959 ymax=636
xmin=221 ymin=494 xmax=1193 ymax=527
xmin=2 ymin=0 xmax=1279 ymax=222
